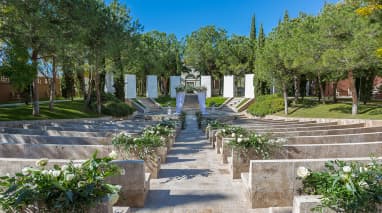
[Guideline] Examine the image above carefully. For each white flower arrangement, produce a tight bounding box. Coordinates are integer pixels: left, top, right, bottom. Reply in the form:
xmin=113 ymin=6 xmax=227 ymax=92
xmin=35 ymin=158 xmax=49 ymax=167
xmin=22 ymin=167 xmax=32 ymax=176
xmin=343 ymin=166 xmax=352 ymax=173
xmin=297 ymin=166 xmax=310 ymax=178
xmin=109 ymin=151 xmax=118 ymax=159
xmin=231 ymin=133 xmax=236 ymax=138
xmin=65 ymin=173 xmax=75 ymax=181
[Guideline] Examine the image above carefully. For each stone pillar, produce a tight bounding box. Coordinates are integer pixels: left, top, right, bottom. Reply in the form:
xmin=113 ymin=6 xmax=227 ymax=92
xmin=124 ymin=74 xmax=136 ymax=99
xmin=170 ymin=76 xmax=181 ymax=98
xmin=104 ymin=72 xmax=115 ymax=94
xmin=201 ymin=75 xmax=212 ymax=98
xmin=146 ymin=75 xmax=158 ymax=98
xmin=223 ymin=75 xmax=234 ymax=98
xmin=244 ymin=74 xmax=255 ymax=98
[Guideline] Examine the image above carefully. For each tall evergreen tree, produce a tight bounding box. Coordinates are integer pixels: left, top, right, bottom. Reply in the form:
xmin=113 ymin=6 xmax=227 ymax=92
xmin=258 ymin=24 xmax=265 ymax=49
xmin=250 ymin=14 xmax=257 ymax=40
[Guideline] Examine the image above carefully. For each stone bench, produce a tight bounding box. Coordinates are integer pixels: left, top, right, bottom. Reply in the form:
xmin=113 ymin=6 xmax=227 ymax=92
xmin=228 ymin=141 xmax=382 ymax=179
xmin=0 ymin=143 xmax=112 ymax=159
xmin=257 ymin=123 xmax=365 ymax=133
xmin=0 ymin=158 xmax=150 ymax=208
xmin=0 ymin=133 xmax=109 ymax=145
xmin=271 ymin=126 xmax=382 ymax=137
xmin=286 ymin=132 xmax=382 ymax=144
xmin=241 ymin=157 xmax=382 ymax=208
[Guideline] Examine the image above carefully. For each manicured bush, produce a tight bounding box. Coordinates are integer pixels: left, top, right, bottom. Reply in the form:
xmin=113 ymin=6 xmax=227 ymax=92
xmin=247 ymin=95 xmax=285 ymax=116
xmin=206 ymin=97 xmax=227 ymax=107
xmin=102 ymin=101 xmax=134 ymax=117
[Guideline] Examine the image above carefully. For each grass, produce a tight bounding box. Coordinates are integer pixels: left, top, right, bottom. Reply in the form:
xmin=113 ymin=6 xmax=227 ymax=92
xmin=274 ymin=100 xmax=382 ymax=120
xmin=236 ymin=98 xmax=249 ymax=108
xmin=155 ymin=96 xmax=176 ymax=107
xmin=0 ymin=100 xmax=100 ymax=121
xmin=206 ymin=97 xmax=227 ymax=107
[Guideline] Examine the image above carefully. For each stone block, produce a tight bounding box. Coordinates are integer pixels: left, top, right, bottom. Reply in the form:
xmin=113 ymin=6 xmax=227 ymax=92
xmin=201 ymin=75 xmax=212 ymax=98
xmin=223 ymin=75 xmax=234 ymax=98
xmin=170 ymin=76 xmax=181 ymax=98
xmin=146 ymin=75 xmax=158 ymax=98
xmin=124 ymin=74 xmax=136 ymax=99
xmin=293 ymin=196 xmax=334 ymax=213
xmin=245 ymin=74 xmax=255 ymax=98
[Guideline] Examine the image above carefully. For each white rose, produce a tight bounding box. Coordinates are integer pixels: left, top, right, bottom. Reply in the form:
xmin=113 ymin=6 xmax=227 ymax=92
xmin=343 ymin=166 xmax=352 ymax=173
xmin=41 ymin=170 xmax=49 ymax=175
xmin=222 ymin=129 xmax=226 ymax=133
xmin=65 ymin=173 xmax=75 ymax=181
xmin=35 ymin=158 xmax=49 ymax=167
xmin=231 ymin=133 xmax=236 ymax=138
xmin=61 ymin=165 xmax=69 ymax=171
xmin=237 ymin=138 xmax=243 ymax=143
xmin=296 ymin=166 xmax=310 ymax=178
xmin=239 ymin=134 xmax=243 ymax=138
xmin=74 ymin=163 xmax=82 ymax=169
xmin=359 ymin=167 xmax=368 ymax=173
xmin=22 ymin=167 xmax=32 ymax=176
xmin=52 ymin=170 xmax=61 ymax=177
xmin=109 ymin=151 xmax=118 ymax=159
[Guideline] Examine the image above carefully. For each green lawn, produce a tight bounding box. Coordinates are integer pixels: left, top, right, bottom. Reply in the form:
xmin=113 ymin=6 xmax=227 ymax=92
xmin=0 ymin=100 xmax=100 ymax=121
xmin=206 ymin=97 xmax=227 ymax=107
xmin=155 ymin=96 xmax=176 ymax=107
xmin=274 ymin=102 xmax=382 ymax=120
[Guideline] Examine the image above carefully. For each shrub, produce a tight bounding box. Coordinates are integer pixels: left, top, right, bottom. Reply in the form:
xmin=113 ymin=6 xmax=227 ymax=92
xmin=206 ymin=97 xmax=227 ymax=107
xmin=143 ymin=124 xmax=174 ymax=137
xmin=247 ymin=95 xmax=285 ymax=116
xmin=0 ymin=153 xmax=121 ymax=212
xmin=298 ymin=159 xmax=382 ymax=212
xmin=102 ymin=101 xmax=134 ymax=117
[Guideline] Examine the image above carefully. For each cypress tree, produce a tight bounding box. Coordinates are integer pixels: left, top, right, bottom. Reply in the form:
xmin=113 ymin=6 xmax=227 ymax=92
xmin=250 ymin=14 xmax=257 ymax=41
xmin=258 ymin=24 xmax=265 ymax=49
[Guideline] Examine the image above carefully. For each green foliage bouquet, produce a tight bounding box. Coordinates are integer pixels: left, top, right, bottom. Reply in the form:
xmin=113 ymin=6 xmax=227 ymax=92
xmin=298 ymin=159 xmax=382 ymax=212
xmin=217 ymin=126 xmax=249 ymax=138
xmin=111 ymin=132 xmax=164 ymax=160
xmin=143 ymin=125 xmax=173 ymax=137
xmin=0 ymin=153 xmax=121 ymax=212
xmin=228 ymin=133 xmax=285 ymax=159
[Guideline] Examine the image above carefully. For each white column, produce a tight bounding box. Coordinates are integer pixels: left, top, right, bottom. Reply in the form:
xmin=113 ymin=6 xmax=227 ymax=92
xmin=124 ymin=74 xmax=136 ymax=99
xmin=201 ymin=75 xmax=212 ymax=98
xmin=104 ymin=72 xmax=115 ymax=94
xmin=223 ymin=75 xmax=235 ymax=98
xmin=245 ymin=74 xmax=255 ymax=98
xmin=170 ymin=76 xmax=181 ymax=98
xmin=146 ymin=75 xmax=158 ymax=98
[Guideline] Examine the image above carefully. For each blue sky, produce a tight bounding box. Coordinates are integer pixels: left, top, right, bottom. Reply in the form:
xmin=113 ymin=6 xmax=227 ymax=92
xmin=113 ymin=0 xmax=339 ymax=39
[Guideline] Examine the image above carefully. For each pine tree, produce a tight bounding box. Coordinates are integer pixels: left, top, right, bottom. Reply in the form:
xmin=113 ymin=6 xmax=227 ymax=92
xmin=250 ymin=14 xmax=257 ymax=41
xmin=258 ymin=24 xmax=265 ymax=49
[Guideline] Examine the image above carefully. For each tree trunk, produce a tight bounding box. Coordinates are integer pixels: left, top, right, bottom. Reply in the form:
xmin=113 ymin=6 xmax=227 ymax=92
xmin=317 ymin=74 xmax=325 ymax=104
xmin=293 ymin=75 xmax=300 ymax=104
xmin=76 ymin=69 xmax=86 ymax=100
xmin=31 ymin=50 xmax=40 ymax=116
xmin=283 ymin=83 xmax=288 ymax=115
xmin=162 ymin=76 xmax=169 ymax=96
xmin=349 ymin=70 xmax=358 ymax=115
xmin=49 ymin=56 xmax=56 ymax=111
xmin=86 ymin=70 xmax=93 ymax=107
xmin=95 ymin=71 xmax=101 ymax=115
xmin=333 ymin=81 xmax=338 ymax=103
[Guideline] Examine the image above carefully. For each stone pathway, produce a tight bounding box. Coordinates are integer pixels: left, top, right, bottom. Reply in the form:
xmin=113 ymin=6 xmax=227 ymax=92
xmin=132 ymin=114 xmax=249 ymax=213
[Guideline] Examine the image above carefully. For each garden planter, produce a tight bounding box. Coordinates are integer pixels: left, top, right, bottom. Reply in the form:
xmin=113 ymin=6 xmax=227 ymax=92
xmin=145 ymin=156 xmax=161 ymax=179
xmin=216 ymin=134 xmax=223 ymax=154
xmin=156 ymin=146 xmax=168 ymax=163
xmin=231 ymin=148 xmax=259 ymax=179
xmin=220 ymin=137 xmax=233 ymax=164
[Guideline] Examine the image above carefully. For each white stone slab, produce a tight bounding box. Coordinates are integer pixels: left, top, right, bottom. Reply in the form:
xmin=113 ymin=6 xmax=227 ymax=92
xmin=124 ymin=74 xmax=136 ymax=99
xmin=170 ymin=76 xmax=181 ymax=98
xmin=245 ymin=74 xmax=255 ymax=98
xmin=146 ymin=75 xmax=158 ymax=98
xmin=104 ymin=72 xmax=115 ymax=94
xmin=223 ymin=75 xmax=234 ymax=98
xmin=201 ymin=75 xmax=212 ymax=98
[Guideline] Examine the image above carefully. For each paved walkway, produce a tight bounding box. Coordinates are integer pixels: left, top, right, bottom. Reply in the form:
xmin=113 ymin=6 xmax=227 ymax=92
xmin=133 ymin=114 xmax=249 ymax=213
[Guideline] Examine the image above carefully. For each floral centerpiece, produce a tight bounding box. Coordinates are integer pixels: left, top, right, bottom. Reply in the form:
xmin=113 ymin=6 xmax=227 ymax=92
xmin=143 ymin=124 xmax=173 ymax=138
xmin=217 ymin=126 xmax=249 ymax=138
xmin=111 ymin=132 xmax=164 ymax=160
xmin=0 ymin=153 xmax=121 ymax=212
xmin=297 ymin=159 xmax=382 ymax=212
xmin=228 ymin=133 xmax=286 ymax=159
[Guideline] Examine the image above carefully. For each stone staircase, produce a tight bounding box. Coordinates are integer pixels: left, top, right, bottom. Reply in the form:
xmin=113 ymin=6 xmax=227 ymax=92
xmin=220 ymin=97 xmax=246 ymax=112
xmin=137 ymin=98 xmax=163 ymax=113
xmin=183 ymin=94 xmax=200 ymax=109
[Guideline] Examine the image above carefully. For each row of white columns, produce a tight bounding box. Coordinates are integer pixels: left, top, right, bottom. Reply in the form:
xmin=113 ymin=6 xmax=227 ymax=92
xmin=104 ymin=73 xmax=255 ymax=99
